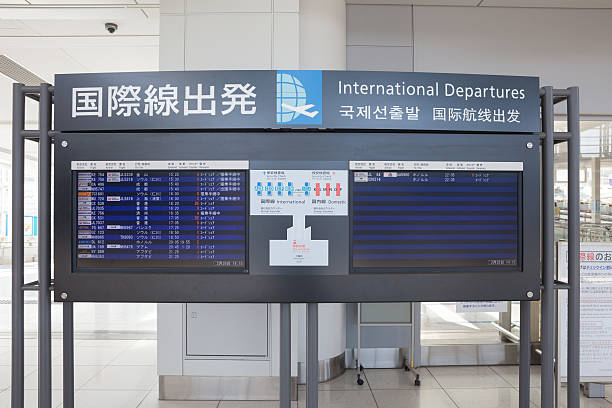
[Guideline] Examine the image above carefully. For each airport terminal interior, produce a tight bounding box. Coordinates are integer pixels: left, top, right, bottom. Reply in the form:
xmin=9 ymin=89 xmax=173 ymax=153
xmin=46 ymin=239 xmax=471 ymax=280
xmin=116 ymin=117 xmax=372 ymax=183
xmin=1 ymin=0 xmax=612 ymax=407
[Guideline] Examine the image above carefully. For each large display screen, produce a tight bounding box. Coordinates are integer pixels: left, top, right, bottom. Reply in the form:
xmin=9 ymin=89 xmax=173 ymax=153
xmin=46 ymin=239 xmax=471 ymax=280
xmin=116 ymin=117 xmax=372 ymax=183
xmin=73 ymin=161 xmax=247 ymax=271
xmin=351 ymin=164 xmax=521 ymax=270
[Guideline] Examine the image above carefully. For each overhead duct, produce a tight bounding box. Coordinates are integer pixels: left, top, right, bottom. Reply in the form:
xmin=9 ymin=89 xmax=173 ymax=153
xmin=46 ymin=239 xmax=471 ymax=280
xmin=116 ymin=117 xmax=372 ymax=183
xmin=0 ymin=55 xmax=48 ymax=86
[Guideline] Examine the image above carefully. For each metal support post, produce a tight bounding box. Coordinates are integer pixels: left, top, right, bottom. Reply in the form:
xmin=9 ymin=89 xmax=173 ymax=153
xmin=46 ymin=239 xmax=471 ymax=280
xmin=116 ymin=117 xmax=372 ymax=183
xmin=38 ymin=83 xmax=52 ymax=408
xmin=541 ymin=86 xmax=555 ymax=408
xmin=519 ymin=301 xmax=531 ymax=408
xmin=63 ymin=302 xmax=75 ymax=408
xmin=306 ymin=303 xmax=318 ymax=408
xmin=11 ymin=83 xmax=25 ymax=408
xmin=280 ymin=303 xmax=291 ymax=408
xmin=567 ymin=86 xmax=581 ymax=408
xmin=412 ymin=302 xmax=421 ymax=368
xmin=404 ymin=302 xmax=421 ymax=386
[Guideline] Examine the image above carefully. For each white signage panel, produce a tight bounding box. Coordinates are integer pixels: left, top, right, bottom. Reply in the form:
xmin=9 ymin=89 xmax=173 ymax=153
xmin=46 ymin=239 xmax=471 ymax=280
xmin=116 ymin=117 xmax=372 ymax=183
xmin=558 ymin=242 xmax=612 ymax=381
xmin=456 ymin=301 xmax=508 ymax=313
xmin=250 ymin=170 xmax=348 ymax=267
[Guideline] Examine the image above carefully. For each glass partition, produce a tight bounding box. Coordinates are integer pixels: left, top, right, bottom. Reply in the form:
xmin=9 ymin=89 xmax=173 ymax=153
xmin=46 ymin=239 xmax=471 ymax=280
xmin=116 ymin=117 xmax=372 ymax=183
xmin=422 ymin=120 xmax=612 ymax=349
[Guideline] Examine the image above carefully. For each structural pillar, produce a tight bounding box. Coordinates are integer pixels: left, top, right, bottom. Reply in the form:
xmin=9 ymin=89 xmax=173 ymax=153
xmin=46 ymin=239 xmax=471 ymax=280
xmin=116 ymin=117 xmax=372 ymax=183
xmin=298 ymin=0 xmax=347 ymax=379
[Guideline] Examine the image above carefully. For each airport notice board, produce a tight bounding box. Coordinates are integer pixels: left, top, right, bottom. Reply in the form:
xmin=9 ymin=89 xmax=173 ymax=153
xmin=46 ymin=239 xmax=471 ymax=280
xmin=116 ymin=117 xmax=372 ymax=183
xmin=52 ymin=70 xmax=541 ymax=304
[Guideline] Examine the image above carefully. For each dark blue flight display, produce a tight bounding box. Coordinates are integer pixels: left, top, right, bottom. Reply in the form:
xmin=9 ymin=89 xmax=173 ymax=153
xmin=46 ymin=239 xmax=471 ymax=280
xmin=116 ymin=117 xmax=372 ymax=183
xmin=352 ymin=170 xmax=520 ymax=269
xmin=75 ymin=170 xmax=246 ymax=270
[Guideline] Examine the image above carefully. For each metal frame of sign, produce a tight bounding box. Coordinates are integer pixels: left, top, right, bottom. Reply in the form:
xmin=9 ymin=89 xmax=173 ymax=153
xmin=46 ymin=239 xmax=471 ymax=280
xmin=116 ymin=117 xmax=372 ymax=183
xmin=10 ymin=75 xmax=582 ymax=408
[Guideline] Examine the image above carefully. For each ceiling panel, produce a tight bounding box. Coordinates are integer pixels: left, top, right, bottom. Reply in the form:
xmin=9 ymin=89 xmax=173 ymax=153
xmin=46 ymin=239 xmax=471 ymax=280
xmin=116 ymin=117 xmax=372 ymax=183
xmin=346 ymin=0 xmax=479 ymax=5
xmin=0 ymin=0 xmax=160 ymax=126
xmin=64 ymin=44 xmax=158 ymax=72
xmin=0 ymin=47 xmax=85 ymax=82
xmin=0 ymin=6 xmax=154 ymax=20
xmin=0 ymin=36 xmax=158 ymax=48
xmin=481 ymin=0 xmax=612 ymax=7
xmin=0 ymin=19 xmax=38 ymax=36
xmin=18 ymin=15 xmax=158 ymax=36
xmin=27 ymin=0 xmax=138 ymax=4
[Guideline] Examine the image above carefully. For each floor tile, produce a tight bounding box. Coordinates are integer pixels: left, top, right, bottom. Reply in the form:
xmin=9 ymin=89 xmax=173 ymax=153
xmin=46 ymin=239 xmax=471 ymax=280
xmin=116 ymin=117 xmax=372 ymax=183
xmin=110 ymin=340 xmax=157 ymax=366
xmin=24 ymin=389 xmax=63 ymax=408
xmin=73 ymin=389 xmax=149 ymax=408
xmin=81 ymin=365 xmax=157 ymax=391
xmin=0 ymin=365 xmax=37 ymax=390
xmin=318 ymin=369 xmax=368 ymax=391
xmin=23 ymin=365 xmax=103 ymax=390
xmin=372 ymin=388 xmax=457 ymax=408
xmin=428 ymin=366 xmax=514 ymax=388
xmin=490 ymin=365 xmax=542 ymax=388
xmin=138 ymin=389 xmax=219 ymax=407
xmin=365 ymin=368 xmax=440 ymax=390
xmin=78 ymin=339 xmax=139 ymax=349
xmin=0 ymin=347 xmax=43 ymax=366
xmin=446 ymin=387 xmax=523 ymax=408
xmin=0 ymin=388 xmax=63 ymax=408
xmin=0 ymin=390 xmax=7 ymax=408
xmin=530 ymin=386 xmax=612 ymax=408
xmin=527 ymin=387 xmax=542 ymax=408
xmin=219 ymin=401 xmax=297 ymax=408
xmin=70 ymin=345 xmax=126 ymax=366
xmin=297 ymin=390 xmax=376 ymax=408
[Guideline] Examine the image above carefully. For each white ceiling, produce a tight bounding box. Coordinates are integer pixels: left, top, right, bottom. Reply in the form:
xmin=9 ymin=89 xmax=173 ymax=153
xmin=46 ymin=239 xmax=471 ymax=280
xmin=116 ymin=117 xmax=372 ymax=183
xmin=0 ymin=0 xmax=160 ymax=122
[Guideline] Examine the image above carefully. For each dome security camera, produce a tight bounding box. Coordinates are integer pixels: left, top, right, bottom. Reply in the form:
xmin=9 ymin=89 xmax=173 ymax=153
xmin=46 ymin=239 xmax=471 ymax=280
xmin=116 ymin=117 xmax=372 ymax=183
xmin=105 ymin=23 xmax=118 ymax=34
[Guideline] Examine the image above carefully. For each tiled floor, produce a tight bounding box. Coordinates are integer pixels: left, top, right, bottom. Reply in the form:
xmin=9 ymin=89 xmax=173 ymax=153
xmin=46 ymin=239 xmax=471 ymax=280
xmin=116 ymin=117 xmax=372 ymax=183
xmin=0 ymin=338 xmax=611 ymax=408
xmin=0 ymin=263 xmax=157 ymax=334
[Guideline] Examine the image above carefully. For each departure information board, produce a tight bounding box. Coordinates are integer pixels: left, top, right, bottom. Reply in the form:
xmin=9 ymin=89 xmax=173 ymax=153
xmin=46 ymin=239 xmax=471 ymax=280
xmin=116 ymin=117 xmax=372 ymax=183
xmin=350 ymin=161 xmax=522 ymax=270
xmin=72 ymin=161 xmax=248 ymax=271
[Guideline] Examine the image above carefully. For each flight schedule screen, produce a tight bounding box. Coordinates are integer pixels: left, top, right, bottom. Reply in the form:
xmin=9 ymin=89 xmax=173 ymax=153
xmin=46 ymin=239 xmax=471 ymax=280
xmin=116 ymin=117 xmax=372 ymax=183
xmin=352 ymin=168 xmax=520 ymax=270
xmin=73 ymin=161 xmax=247 ymax=271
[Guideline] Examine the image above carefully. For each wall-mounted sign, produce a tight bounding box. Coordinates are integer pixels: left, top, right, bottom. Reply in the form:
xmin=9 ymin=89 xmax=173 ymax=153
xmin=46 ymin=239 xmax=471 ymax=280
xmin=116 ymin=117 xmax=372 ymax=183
xmin=54 ymin=70 xmax=539 ymax=133
xmin=558 ymin=242 xmax=612 ymax=381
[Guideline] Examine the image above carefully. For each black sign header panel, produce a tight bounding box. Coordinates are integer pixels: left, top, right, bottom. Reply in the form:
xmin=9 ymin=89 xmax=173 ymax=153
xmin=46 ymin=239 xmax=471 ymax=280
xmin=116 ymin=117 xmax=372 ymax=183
xmin=54 ymin=70 xmax=540 ymax=133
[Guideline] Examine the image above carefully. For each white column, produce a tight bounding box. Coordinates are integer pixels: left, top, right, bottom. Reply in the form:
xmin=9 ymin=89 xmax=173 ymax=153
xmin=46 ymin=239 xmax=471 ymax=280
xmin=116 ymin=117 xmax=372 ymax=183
xmin=299 ymin=0 xmax=346 ymax=70
xmin=158 ymin=0 xmax=301 ymax=379
xmin=299 ymin=0 xmax=347 ymax=364
xmin=160 ymin=0 xmax=300 ymax=70
xmin=158 ymin=0 xmax=348 ymax=378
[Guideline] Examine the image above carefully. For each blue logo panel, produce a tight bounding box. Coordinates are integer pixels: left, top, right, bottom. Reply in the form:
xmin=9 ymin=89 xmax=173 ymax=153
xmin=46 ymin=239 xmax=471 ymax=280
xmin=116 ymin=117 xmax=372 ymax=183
xmin=276 ymin=70 xmax=322 ymax=125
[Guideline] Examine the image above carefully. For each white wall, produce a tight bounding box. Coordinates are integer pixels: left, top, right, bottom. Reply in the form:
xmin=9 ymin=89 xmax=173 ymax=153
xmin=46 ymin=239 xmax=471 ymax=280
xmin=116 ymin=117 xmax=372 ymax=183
xmin=346 ymin=4 xmax=413 ymax=71
xmin=412 ymin=6 xmax=612 ymax=115
xmin=346 ymin=4 xmax=612 ymax=116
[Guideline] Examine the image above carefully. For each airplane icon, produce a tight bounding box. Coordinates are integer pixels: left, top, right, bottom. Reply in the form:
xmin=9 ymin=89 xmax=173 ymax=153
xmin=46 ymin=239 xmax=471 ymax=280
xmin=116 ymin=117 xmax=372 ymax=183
xmin=281 ymin=103 xmax=319 ymax=118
